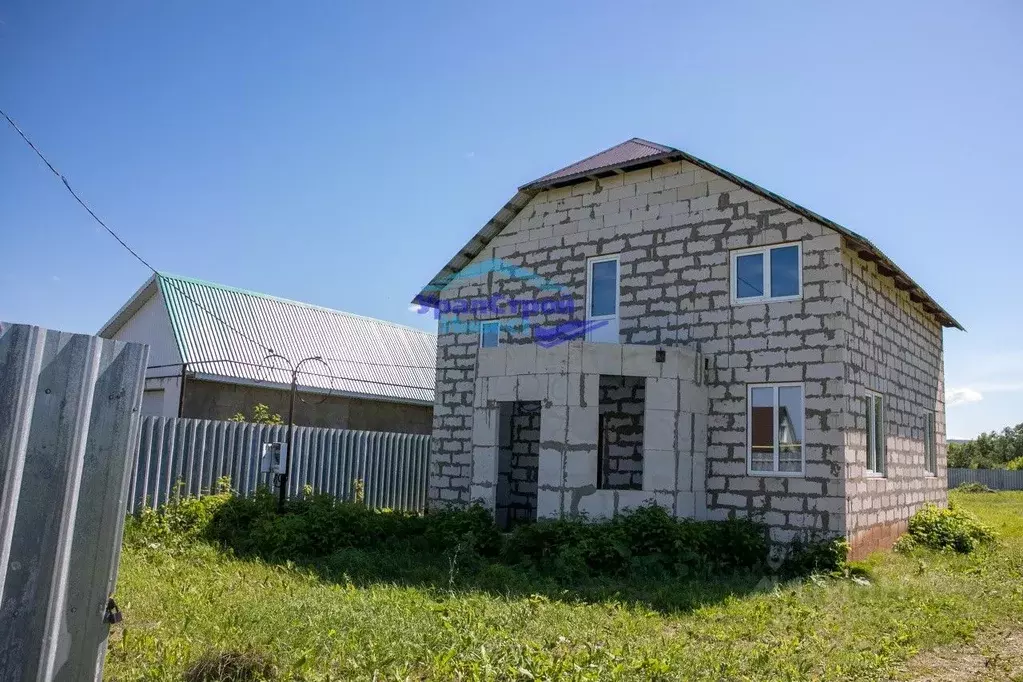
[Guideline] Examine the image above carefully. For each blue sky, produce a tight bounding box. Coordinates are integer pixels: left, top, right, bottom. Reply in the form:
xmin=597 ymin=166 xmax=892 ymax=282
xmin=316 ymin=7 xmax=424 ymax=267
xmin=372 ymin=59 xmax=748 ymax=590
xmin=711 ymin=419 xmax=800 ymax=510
xmin=1 ymin=1 xmax=1020 ymax=438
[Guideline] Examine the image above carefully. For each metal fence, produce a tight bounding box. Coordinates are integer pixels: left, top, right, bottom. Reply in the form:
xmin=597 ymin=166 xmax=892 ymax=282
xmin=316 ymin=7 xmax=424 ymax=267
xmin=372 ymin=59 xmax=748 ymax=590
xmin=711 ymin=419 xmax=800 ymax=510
xmin=128 ymin=416 xmax=431 ymax=513
xmin=948 ymin=467 xmax=1023 ymax=490
xmin=0 ymin=323 xmax=148 ymax=681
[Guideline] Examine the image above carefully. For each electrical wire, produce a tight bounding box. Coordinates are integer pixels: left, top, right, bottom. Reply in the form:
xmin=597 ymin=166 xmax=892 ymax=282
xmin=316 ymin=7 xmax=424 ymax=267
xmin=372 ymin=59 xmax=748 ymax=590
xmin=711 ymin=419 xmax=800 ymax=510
xmin=319 ymin=357 xmax=437 ymax=371
xmin=147 ymin=358 xmax=433 ymax=392
xmin=1 ymin=108 xmax=276 ymax=356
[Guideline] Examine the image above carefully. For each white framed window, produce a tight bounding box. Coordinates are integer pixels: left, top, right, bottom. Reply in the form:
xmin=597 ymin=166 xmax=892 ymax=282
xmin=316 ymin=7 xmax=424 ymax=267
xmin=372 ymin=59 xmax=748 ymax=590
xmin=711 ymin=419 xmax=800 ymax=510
xmin=747 ymin=383 xmax=804 ymax=476
xmin=865 ymin=390 xmax=886 ymax=476
xmin=924 ymin=411 xmax=937 ymax=475
xmin=731 ymin=242 xmax=802 ymax=304
xmin=586 ymin=254 xmax=619 ymax=343
xmin=479 ymin=320 xmax=500 ymax=349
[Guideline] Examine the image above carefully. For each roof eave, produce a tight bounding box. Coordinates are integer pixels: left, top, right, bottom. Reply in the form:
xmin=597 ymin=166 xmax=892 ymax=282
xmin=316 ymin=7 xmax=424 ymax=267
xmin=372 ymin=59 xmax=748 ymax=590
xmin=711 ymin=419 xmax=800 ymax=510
xmin=670 ymin=151 xmax=965 ymax=331
xmin=190 ymin=371 xmax=434 ymax=407
xmin=413 ymin=189 xmax=538 ymax=307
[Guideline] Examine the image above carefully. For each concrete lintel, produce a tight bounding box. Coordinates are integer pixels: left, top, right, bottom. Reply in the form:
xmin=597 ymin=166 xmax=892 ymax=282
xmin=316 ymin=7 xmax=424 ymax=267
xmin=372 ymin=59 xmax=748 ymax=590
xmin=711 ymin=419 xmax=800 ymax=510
xmin=471 ymin=408 xmax=500 ymax=447
xmin=643 ymin=408 xmax=677 ymax=452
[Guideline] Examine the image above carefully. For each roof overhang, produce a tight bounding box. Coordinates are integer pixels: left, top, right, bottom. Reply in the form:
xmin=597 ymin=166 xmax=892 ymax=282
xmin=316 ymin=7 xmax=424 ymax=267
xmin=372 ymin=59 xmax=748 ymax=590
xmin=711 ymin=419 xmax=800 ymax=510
xmin=412 ymin=189 xmax=537 ymax=307
xmin=187 ymin=371 xmax=434 ymax=407
xmin=413 ymin=142 xmax=963 ymax=331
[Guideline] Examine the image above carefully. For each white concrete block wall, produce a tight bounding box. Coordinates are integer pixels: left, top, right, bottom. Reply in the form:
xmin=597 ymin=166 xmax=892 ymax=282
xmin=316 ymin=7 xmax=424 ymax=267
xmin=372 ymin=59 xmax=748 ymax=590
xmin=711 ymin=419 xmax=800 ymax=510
xmin=840 ymin=247 xmax=947 ymax=556
xmin=427 ymin=158 xmax=949 ymax=549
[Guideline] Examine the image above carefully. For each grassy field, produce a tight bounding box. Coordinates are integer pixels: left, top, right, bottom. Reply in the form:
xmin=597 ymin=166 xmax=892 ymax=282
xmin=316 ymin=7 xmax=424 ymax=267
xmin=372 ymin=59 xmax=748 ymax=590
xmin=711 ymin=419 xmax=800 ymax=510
xmin=105 ymin=492 xmax=1023 ymax=681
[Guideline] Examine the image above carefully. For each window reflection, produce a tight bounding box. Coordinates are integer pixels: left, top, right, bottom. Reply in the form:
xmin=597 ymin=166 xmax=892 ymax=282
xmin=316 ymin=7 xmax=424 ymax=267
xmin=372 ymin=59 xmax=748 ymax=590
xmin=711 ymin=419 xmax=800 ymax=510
xmin=736 ymin=253 xmax=764 ymax=298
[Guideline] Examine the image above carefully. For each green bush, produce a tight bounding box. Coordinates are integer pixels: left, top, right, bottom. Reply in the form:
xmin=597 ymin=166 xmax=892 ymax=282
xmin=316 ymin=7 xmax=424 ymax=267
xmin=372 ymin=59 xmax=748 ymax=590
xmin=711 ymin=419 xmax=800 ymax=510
xmin=128 ymin=486 xmax=856 ymax=582
xmin=956 ymin=481 xmax=995 ymax=493
xmin=124 ymin=477 xmax=234 ymax=549
xmin=779 ymin=537 xmax=849 ymax=578
xmin=899 ymin=502 xmax=997 ymax=553
xmin=503 ymin=505 xmax=769 ymax=578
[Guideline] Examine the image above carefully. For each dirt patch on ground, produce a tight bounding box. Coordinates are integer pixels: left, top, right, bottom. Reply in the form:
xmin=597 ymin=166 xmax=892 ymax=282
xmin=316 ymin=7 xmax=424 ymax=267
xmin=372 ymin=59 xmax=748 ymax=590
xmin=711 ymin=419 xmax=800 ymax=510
xmin=900 ymin=627 xmax=1023 ymax=681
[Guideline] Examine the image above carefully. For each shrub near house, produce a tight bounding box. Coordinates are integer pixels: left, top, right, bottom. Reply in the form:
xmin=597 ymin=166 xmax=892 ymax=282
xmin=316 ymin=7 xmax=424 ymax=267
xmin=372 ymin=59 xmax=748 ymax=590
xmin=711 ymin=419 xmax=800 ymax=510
xmin=125 ymin=486 xmax=846 ymax=579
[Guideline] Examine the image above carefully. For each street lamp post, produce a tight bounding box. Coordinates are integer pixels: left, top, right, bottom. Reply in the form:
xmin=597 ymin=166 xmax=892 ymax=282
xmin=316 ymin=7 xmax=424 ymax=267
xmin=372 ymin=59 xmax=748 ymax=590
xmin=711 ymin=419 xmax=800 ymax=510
xmin=263 ymin=354 xmax=329 ymax=513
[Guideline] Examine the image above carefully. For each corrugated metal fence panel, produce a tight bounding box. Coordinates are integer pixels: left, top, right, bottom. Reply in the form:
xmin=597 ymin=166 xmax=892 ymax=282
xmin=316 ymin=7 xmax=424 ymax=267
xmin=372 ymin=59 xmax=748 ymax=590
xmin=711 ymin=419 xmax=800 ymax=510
xmin=0 ymin=323 xmax=148 ymax=682
xmin=128 ymin=416 xmax=430 ymax=513
xmin=948 ymin=468 xmax=1023 ymax=490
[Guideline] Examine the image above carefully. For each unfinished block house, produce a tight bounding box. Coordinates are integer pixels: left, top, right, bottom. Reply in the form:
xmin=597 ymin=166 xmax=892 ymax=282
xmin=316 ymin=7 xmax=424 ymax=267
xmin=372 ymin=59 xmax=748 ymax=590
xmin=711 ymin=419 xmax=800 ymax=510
xmin=413 ymin=138 xmax=962 ymax=557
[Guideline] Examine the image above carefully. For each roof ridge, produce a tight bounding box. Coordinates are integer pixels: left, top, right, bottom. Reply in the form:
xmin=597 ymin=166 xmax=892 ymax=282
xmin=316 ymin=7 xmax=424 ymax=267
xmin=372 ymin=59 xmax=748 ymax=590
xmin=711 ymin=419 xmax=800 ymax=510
xmin=529 ymin=138 xmax=660 ymax=184
xmin=523 ymin=137 xmax=677 ymax=188
xmin=157 ymin=272 xmax=436 ymax=337
xmin=629 ymin=137 xmax=675 ymax=153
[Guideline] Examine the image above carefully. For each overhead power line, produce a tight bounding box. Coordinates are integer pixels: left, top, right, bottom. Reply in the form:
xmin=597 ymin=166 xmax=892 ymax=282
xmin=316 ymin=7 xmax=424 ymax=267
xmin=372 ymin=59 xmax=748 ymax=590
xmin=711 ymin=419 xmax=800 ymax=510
xmin=146 ymin=358 xmax=434 ymax=392
xmin=319 ymin=357 xmax=436 ymax=371
xmin=1 ymin=108 xmax=275 ymax=356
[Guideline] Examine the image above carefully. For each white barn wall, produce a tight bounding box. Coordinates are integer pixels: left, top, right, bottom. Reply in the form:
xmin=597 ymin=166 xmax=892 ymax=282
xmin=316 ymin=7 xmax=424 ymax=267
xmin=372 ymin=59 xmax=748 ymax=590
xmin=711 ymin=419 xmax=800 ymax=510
xmin=110 ymin=290 xmax=183 ymax=417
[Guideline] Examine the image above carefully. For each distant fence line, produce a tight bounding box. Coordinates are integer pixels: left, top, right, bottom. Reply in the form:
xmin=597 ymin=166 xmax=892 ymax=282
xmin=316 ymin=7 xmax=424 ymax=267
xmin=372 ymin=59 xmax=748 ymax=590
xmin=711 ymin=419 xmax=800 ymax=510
xmin=129 ymin=416 xmax=431 ymax=514
xmin=948 ymin=467 xmax=1023 ymax=490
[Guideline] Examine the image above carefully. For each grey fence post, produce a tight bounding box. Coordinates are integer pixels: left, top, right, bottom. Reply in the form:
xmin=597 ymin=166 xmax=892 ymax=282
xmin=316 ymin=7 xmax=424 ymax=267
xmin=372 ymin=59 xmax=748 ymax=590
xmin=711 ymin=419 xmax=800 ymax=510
xmin=0 ymin=324 xmax=148 ymax=682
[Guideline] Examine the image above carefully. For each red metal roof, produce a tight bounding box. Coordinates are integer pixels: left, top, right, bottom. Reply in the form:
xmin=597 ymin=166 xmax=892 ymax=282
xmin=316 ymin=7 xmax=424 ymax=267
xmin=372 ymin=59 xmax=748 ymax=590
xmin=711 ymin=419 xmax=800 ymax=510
xmin=522 ymin=138 xmax=675 ymax=189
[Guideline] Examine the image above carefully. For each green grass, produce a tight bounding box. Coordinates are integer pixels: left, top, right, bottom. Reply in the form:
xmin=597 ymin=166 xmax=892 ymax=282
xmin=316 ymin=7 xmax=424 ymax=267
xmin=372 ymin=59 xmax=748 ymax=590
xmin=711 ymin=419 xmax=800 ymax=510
xmin=106 ymin=492 xmax=1023 ymax=681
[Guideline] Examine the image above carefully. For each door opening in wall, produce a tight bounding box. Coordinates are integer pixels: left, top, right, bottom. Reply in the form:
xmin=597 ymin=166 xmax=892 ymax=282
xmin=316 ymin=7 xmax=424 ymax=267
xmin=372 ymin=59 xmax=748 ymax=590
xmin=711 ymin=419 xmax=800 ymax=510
xmin=597 ymin=375 xmax=645 ymax=490
xmin=496 ymin=400 xmax=541 ymax=530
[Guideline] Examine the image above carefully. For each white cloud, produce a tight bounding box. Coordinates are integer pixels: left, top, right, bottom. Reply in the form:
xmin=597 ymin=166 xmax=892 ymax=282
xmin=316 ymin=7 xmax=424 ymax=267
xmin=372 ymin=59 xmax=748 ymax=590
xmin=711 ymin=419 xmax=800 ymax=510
xmin=947 ymin=387 xmax=983 ymax=406
xmin=464 ymin=151 xmax=475 ymax=159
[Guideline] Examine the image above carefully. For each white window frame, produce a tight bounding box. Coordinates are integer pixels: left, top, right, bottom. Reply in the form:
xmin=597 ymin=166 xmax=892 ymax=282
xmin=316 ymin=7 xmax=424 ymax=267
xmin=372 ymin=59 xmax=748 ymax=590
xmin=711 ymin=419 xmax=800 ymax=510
xmin=730 ymin=242 xmax=803 ymax=305
xmin=865 ymin=390 xmax=886 ymax=476
xmin=746 ymin=382 xmax=805 ymax=477
xmin=924 ymin=411 xmax=937 ymax=476
xmin=585 ymin=254 xmax=620 ymax=343
xmin=479 ymin=320 xmax=501 ymax=349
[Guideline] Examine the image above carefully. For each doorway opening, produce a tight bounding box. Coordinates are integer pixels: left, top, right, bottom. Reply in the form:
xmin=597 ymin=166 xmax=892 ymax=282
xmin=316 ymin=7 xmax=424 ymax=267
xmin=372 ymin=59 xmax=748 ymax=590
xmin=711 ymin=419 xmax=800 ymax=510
xmin=597 ymin=375 xmax=645 ymax=490
xmin=496 ymin=400 xmax=541 ymax=530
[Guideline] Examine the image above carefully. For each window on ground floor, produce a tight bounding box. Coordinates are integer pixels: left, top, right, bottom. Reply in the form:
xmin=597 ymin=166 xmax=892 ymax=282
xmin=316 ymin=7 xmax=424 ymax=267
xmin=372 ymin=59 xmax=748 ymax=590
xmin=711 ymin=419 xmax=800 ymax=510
xmin=865 ymin=390 xmax=886 ymax=476
xmin=747 ymin=383 xmax=804 ymax=475
xmin=924 ymin=411 xmax=937 ymax=475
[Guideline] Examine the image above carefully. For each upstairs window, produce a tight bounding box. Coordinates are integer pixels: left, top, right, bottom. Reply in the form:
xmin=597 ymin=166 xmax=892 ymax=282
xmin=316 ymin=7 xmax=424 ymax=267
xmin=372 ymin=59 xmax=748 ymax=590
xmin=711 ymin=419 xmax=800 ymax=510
xmin=747 ymin=383 xmax=804 ymax=475
xmin=480 ymin=320 xmax=500 ymax=349
xmin=865 ymin=391 xmax=886 ymax=476
xmin=731 ymin=243 xmax=802 ymax=303
xmin=924 ymin=411 xmax=937 ymax=475
xmin=586 ymin=255 xmax=619 ymax=343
